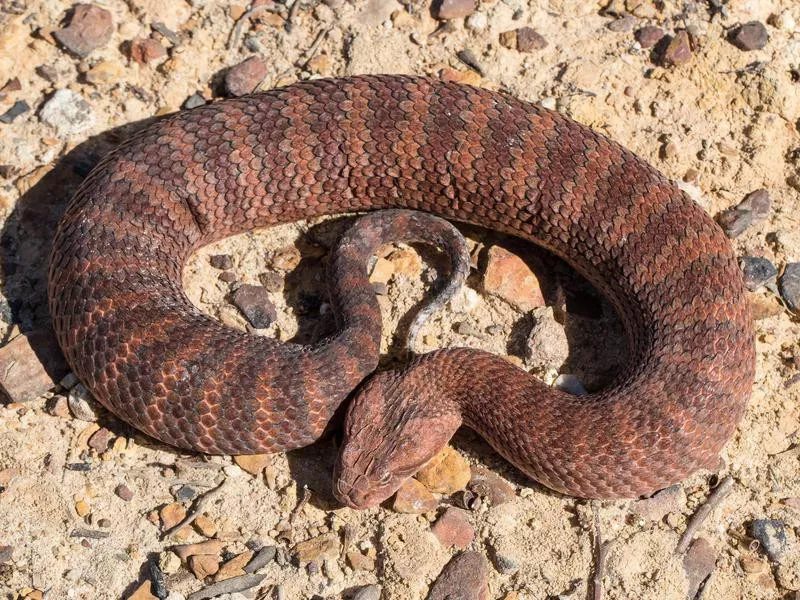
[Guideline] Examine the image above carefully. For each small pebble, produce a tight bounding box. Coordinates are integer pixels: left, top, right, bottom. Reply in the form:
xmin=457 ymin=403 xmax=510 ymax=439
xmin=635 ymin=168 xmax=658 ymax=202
xmin=415 ymin=446 xmax=471 ymax=494
xmin=173 ymin=539 xmax=225 ymax=561
xmin=663 ymin=31 xmax=692 ymax=66
xmin=244 ymin=546 xmax=276 ymax=573
xmin=427 ymin=551 xmax=489 ymax=600
xmin=739 ymin=256 xmax=777 ymax=291
xmin=393 ymin=478 xmax=438 ymax=513
xmin=0 ymin=546 xmax=12 ymax=563
xmin=351 ymin=585 xmax=382 ymax=600
xmin=271 ymin=247 xmax=302 ymax=271
xmin=632 ymin=485 xmax=683 ymax=521
xmin=85 ymin=60 xmax=124 ymax=86
xmin=159 ymin=551 xmax=182 ymax=575
xmin=210 ymin=254 xmax=234 ymax=270
xmin=127 ymin=581 xmax=158 ymax=600
xmin=68 ymin=383 xmax=99 ymax=421
xmin=215 ymin=550 xmax=253 ymax=581
xmin=434 ymin=0 xmax=477 ymax=20
xmin=127 ymin=38 xmax=166 ymax=64
xmin=779 ymin=263 xmax=800 ymax=314
xmin=218 ymin=271 xmax=236 ymax=284
xmin=469 ymin=466 xmax=515 ymax=506
xmin=749 ymin=519 xmax=787 ymax=562
xmin=115 ymin=483 xmax=134 ymax=502
xmin=54 ymin=3 xmax=113 ymax=57
xmin=292 ymin=534 xmax=338 ymax=565
xmin=188 ymin=553 xmax=221 ymax=579
xmin=231 ymin=285 xmax=276 ymax=329
xmin=160 ymin=502 xmax=187 ymax=530
xmin=717 ymin=189 xmax=771 ymax=238
xmin=432 ymin=507 xmax=474 ymax=549
xmin=731 ymin=21 xmax=769 ymax=51
xmin=0 ymin=100 xmax=30 ymax=124
xmin=683 ymin=537 xmax=716 ymax=598
xmin=488 ymin=544 xmax=518 ymax=574
xmin=225 ymin=56 xmax=268 ymax=97
xmin=258 ymin=271 xmax=283 ymax=292
xmin=88 ymin=427 xmax=113 ymax=452
xmin=183 ymin=93 xmax=207 ymax=109
xmin=233 ymin=453 xmax=270 ymax=475
xmin=39 ymin=89 xmax=96 ymax=137
xmin=465 ymin=12 xmax=487 ymax=32
xmin=346 ymin=549 xmax=376 ymax=572
xmin=554 ymin=374 xmax=588 ymax=396
xmin=635 ymin=25 xmax=664 ymax=48
xmin=483 ymin=245 xmax=544 ymax=311
xmin=608 ymin=16 xmax=637 ymax=32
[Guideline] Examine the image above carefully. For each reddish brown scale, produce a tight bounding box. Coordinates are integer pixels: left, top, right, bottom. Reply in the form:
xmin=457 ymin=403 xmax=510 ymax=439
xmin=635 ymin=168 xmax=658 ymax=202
xmin=48 ymin=75 xmax=754 ymax=500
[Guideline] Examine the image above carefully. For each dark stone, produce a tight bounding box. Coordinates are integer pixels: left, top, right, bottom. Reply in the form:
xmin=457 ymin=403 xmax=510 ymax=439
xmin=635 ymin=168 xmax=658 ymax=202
xmin=232 ymin=285 xmax=277 ymax=328
xmin=218 ymin=271 xmax=237 ymax=284
xmin=516 ymin=27 xmax=548 ymax=52
xmin=635 ymin=25 xmax=664 ymax=48
xmin=683 ymin=537 xmax=716 ymax=598
xmin=748 ymin=519 xmax=787 ymax=561
xmin=173 ymin=484 xmax=197 ymax=502
xmin=0 ymin=100 xmax=29 ymax=124
xmin=258 ymin=271 xmax=284 ymax=293
xmin=779 ymin=263 xmax=800 ymax=314
xmin=739 ymin=256 xmax=777 ymax=290
xmin=53 ymin=3 xmax=114 ymax=57
xmin=114 ymin=483 xmax=133 ymax=501
xmin=663 ymin=31 xmax=692 ymax=66
xmin=427 ymin=551 xmax=489 ymax=600
xmin=36 ymin=64 xmax=60 ymax=83
xmin=224 ymin=56 xmax=268 ymax=97
xmin=716 ymin=189 xmax=771 ymax=238
xmin=731 ymin=21 xmax=768 ymax=51
xmin=209 ymin=254 xmax=234 ymax=270
xmin=433 ymin=0 xmax=477 ymax=20
xmin=151 ymin=21 xmax=180 ymax=45
xmin=488 ymin=544 xmax=518 ymax=574
xmin=244 ymin=546 xmax=277 ymax=573
xmin=182 ymin=93 xmax=207 ymax=109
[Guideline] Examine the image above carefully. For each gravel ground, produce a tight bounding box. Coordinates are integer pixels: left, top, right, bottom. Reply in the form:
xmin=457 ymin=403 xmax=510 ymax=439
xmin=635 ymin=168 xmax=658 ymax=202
xmin=0 ymin=0 xmax=799 ymax=599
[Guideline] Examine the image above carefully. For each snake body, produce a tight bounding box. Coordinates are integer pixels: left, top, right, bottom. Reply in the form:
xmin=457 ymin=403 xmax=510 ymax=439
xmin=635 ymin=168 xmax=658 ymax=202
xmin=48 ymin=75 xmax=754 ymax=501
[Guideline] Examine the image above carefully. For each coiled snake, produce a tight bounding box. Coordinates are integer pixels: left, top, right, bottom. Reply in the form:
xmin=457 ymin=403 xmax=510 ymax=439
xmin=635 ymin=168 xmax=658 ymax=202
xmin=47 ymin=75 xmax=754 ymax=508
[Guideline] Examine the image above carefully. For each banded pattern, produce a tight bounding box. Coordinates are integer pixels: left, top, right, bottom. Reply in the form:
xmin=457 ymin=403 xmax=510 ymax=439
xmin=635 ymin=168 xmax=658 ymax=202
xmin=48 ymin=75 xmax=754 ymax=498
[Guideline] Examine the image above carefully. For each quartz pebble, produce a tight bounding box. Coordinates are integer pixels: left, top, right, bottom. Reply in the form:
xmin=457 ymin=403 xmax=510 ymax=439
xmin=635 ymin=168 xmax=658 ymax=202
xmin=427 ymin=551 xmax=489 ymax=600
xmin=225 ymin=56 xmax=268 ymax=97
xmin=39 ymin=89 xmax=96 ymax=137
xmin=432 ymin=507 xmax=474 ymax=549
xmin=731 ymin=21 xmax=768 ymax=51
xmin=54 ymin=3 xmax=113 ymax=57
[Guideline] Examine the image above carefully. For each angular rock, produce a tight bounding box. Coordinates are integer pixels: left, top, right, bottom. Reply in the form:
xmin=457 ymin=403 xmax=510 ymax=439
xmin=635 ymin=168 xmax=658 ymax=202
xmin=258 ymin=271 xmax=283 ymax=293
xmin=469 ymin=466 xmax=515 ymax=506
xmin=210 ymin=254 xmax=234 ymax=270
xmin=415 ymin=446 xmax=471 ymax=494
xmin=683 ymin=537 xmax=716 ymax=598
xmin=749 ymin=519 xmax=787 ymax=562
xmin=183 ymin=93 xmax=207 ymax=109
xmin=215 ymin=550 xmax=253 ymax=581
xmin=231 ymin=285 xmax=276 ymax=329
xmin=607 ymin=16 xmax=637 ymax=32
xmin=88 ymin=427 xmax=113 ymax=452
xmin=173 ymin=539 xmax=225 ymax=561
xmin=525 ymin=306 xmax=568 ymax=370
xmin=292 ymin=534 xmax=338 ymax=565
xmin=427 ymin=551 xmax=489 ymax=600
xmin=431 ymin=507 xmax=474 ymax=549
xmin=393 ymin=478 xmax=438 ymax=514
xmin=483 ymin=246 xmax=544 ymax=312
xmin=189 ymin=553 xmax=220 ymax=579
xmin=632 ymin=484 xmax=683 ymax=521
xmin=663 ymin=31 xmax=692 ymax=66
xmin=635 ymin=25 xmax=664 ymax=48
xmin=739 ymin=256 xmax=777 ymax=291
xmin=346 ymin=549 xmax=376 ymax=572
xmin=193 ymin=515 xmax=217 ymax=537
xmin=225 ymin=56 xmax=268 ymax=97
xmin=233 ymin=453 xmax=270 ymax=475
xmin=716 ymin=189 xmax=771 ymax=238
xmin=128 ymin=581 xmax=158 ymax=600
xmin=54 ymin=4 xmax=113 ymax=57
xmin=160 ymin=502 xmax=186 ymax=530
xmin=127 ymin=37 xmax=166 ymax=65
xmin=731 ymin=21 xmax=768 ymax=51
xmin=39 ymin=89 xmax=95 ymax=137
xmin=779 ymin=263 xmax=800 ymax=314
xmin=0 ymin=100 xmax=30 ymax=124
xmin=433 ymin=0 xmax=476 ymax=20
xmin=85 ymin=60 xmax=124 ymax=85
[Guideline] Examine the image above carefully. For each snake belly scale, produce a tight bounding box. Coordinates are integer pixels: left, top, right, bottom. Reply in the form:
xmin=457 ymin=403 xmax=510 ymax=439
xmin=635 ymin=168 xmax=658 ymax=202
xmin=47 ymin=75 xmax=754 ymax=503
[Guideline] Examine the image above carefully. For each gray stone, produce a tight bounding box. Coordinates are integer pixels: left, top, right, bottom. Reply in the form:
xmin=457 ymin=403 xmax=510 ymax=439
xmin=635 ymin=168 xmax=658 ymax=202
xmin=351 ymin=585 xmax=382 ymax=600
xmin=731 ymin=21 xmax=768 ymax=51
xmin=739 ymin=256 xmax=777 ymax=290
xmin=39 ymin=89 xmax=96 ymax=137
xmin=716 ymin=189 xmax=771 ymax=238
xmin=779 ymin=263 xmax=800 ymax=314
xmin=683 ymin=537 xmax=716 ymax=598
xmin=54 ymin=3 xmax=113 ymax=57
xmin=749 ymin=518 xmax=788 ymax=561
xmin=232 ymin=284 xmax=277 ymax=328
xmin=0 ymin=100 xmax=30 ymax=124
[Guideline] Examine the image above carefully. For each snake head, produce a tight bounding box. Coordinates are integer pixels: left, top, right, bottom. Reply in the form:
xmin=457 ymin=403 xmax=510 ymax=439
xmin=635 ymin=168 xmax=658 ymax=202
xmin=333 ymin=369 xmax=461 ymax=509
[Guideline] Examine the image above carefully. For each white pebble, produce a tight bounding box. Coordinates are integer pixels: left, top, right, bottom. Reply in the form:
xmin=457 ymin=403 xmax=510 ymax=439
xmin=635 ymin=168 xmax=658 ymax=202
xmin=554 ymin=374 xmax=588 ymax=396
xmin=539 ymin=97 xmax=557 ymax=110
xmin=466 ymin=12 xmax=487 ymax=32
xmin=67 ymin=384 xmax=99 ymax=421
xmin=449 ymin=286 xmax=480 ymax=313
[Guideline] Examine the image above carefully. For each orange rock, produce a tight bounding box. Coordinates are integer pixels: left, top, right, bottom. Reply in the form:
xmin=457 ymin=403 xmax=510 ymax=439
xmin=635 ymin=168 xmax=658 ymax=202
xmin=233 ymin=453 xmax=270 ymax=475
xmin=482 ymin=246 xmax=544 ymax=312
xmin=215 ymin=550 xmax=253 ymax=581
xmin=393 ymin=478 xmax=438 ymax=514
xmin=128 ymin=581 xmax=158 ymax=600
xmin=159 ymin=502 xmax=186 ymax=530
xmin=173 ymin=539 xmax=225 ymax=561
xmin=188 ymin=553 xmax=220 ymax=579
xmin=193 ymin=515 xmax=218 ymax=538
xmin=415 ymin=446 xmax=471 ymax=494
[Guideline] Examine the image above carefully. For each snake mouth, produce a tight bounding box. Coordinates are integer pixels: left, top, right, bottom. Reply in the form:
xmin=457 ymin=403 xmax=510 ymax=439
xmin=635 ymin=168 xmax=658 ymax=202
xmin=333 ymin=472 xmax=389 ymax=510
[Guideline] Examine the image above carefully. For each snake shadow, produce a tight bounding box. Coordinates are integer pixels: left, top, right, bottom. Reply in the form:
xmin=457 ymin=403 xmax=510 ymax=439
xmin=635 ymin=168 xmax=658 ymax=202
xmin=1 ymin=119 xmax=629 ymax=509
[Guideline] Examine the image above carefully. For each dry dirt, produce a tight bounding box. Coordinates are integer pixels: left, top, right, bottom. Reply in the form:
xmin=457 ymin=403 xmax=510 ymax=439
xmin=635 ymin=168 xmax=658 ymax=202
xmin=0 ymin=0 xmax=799 ymax=599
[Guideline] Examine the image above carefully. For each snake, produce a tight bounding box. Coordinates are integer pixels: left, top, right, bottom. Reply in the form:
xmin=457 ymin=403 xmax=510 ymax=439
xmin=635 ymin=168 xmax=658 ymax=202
xmin=47 ymin=75 xmax=754 ymax=508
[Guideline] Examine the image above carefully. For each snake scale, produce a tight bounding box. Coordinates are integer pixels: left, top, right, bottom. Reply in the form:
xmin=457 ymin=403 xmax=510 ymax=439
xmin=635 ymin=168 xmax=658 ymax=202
xmin=47 ymin=75 xmax=754 ymax=508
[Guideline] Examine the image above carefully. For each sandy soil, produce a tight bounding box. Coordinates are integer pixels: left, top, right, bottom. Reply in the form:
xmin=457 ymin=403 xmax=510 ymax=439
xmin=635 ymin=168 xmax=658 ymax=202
xmin=0 ymin=0 xmax=799 ymax=599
